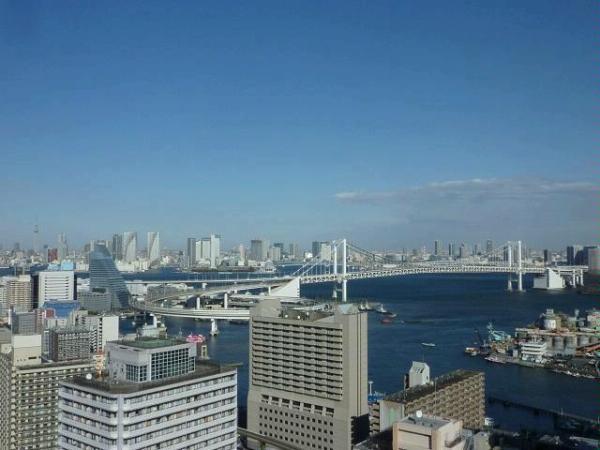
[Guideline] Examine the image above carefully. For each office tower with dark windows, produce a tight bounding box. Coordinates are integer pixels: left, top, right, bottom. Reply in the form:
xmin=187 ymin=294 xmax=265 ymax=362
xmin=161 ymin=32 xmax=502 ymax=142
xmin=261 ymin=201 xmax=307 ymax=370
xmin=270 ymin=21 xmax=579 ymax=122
xmin=448 ymin=243 xmax=455 ymax=259
xmin=247 ymin=299 xmax=369 ymax=450
xmin=147 ymin=231 xmax=160 ymax=266
xmin=433 ymin=240 xmax=440 ymax=257
xmin=186 ymin=237 xmax=197 ymax=268
xmin=111 ymin=233 xmax=123 ymax=260
xmin=250 ymin=239 xmax=269 ymax=262
xmin=0 ymin=334 xmax=94 ymax=450
xmin=122 ymin=231 xmax=137 ymax=262
xmin=89 ymin=245 xmax=130 ymax=309
xmin=58 ymin=338 xmax=238 ymax=450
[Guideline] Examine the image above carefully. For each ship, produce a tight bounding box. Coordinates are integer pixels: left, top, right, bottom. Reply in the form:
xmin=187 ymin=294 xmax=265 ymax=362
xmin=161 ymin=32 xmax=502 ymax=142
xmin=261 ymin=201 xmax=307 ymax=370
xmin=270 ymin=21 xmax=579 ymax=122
xmin=421 ymin=342 xmax=436 ymax=347
xmin=464 ymin=347 xmax=479 ymax=356
xmin=485 ymin=355 xmax=506 ymax=364
xmin=376 ymin=304 xmax=388 ymax=314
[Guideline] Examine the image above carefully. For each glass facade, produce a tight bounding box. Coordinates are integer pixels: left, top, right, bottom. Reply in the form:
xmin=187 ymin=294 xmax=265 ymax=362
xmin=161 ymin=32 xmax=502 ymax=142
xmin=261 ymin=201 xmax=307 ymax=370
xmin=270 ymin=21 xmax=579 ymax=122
xmin=89 ymin=244 xmax=130 ymax=309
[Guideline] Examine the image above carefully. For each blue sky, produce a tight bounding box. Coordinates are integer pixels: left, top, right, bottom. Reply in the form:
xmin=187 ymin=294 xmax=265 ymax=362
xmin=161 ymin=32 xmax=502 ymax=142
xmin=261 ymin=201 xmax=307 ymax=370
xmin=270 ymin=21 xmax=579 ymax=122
xmin=1 ymin=1 xmax=598 ymax=251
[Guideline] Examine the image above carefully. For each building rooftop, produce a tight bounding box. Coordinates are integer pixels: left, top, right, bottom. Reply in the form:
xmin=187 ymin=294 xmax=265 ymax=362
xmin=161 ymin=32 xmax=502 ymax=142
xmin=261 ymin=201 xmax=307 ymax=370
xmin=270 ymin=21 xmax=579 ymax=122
xmin=112 ymin=337 xmax=187 ymax=349
xmin=67 ymin=360 xmax=237 ymax=394
xmin=353 ymin=428 xmax=393 ymax=450
xmin=400 ymin=414 xmax=451 ymax=429
xmin=384 ymin=370 xmax=483 ymax=404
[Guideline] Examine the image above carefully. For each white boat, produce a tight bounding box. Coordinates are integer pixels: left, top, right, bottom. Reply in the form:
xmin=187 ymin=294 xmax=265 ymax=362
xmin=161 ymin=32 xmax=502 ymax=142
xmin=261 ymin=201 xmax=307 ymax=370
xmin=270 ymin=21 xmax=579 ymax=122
xmin=421 ymin=342 xmax=436 ymax=347
xmin=376 ymin=305 xmax=388 ymax=314
xmin=485 ymin=355 xmax=506 ymax=364
xmin=210 ymin=318 xmax=220 ymax=336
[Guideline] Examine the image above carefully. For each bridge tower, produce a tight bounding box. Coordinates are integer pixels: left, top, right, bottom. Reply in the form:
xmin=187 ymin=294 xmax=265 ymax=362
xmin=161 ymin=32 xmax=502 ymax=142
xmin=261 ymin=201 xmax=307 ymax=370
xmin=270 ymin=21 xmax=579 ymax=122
xmin=516 ymin=240 xmax=524 ymax=292
xmin=341 ymin=238 xmax=347 ymax=302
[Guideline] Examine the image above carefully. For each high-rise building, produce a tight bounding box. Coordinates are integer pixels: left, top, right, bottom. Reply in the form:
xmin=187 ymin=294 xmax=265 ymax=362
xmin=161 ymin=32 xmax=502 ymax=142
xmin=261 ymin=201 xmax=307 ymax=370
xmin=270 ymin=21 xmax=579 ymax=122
xmin=47 ymin=247 xmax=58 ymax=263
xmin=111 ymin=233 xmax=123 ymax=260
xmin=312 ymin=241 xmax=321 ymax=257
xmin=250 ymin=239 xmax=269 ymax=262
xmin=458 ymin=243 xmax=467 ymax=259
xmin=48 ymin=327 xmax=91 ymax=362
xmin=78 ymin=313 xmax=119 ymax=354
xmin=186 ymin=237 xmax=196 ymax=268
xmin=89 ymin=245 xmax=130 ymax=309
xmin=247 ymin=299 xmax=369 ymax=450
xmin=209 ymin=234 xmax=221 ymax=268
xmin=122 ymin=231 xmax=137 ymax=262
xmin=375 ymin=370 xmax=485 ymax=432
xmin=270 ymin=245 xmax=282 ymax=261
xmin=58 ymin=338 xmax=238 ymax=450
xmin=543 ymin=249 xmax=551 ymax=264
xmin=0 ymin=334 xmax=94 ymax=450
xmin=4 ymin=275 xmax=32 ymax=312
xmin=433 ymin=240 xmax=440 ymax=257
xmin=289 ymin=243 xmax=300 ymax=260
xmin=32 ymin=270 xmax=75 ymax=308
xmin=78 ymin=288 xmax=112 ymax=312
xmin=147 ymin=231 xmax=160 ymax=266
xmin=485 ymin=240 xmax=493 ymax=254
xmin=57 ymin=233 xmax=68 ymax=261
xmin=10 ymin=310 xmax=41 ymax=334
xmin=448 ymin=243 xmax=455 ymax=259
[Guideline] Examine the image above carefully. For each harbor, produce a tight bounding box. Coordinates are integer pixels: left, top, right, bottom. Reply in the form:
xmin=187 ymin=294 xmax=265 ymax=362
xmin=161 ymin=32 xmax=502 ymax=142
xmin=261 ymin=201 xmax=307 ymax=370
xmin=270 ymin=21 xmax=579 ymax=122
xmin=465 ymin=308 xmax=600 ymax=379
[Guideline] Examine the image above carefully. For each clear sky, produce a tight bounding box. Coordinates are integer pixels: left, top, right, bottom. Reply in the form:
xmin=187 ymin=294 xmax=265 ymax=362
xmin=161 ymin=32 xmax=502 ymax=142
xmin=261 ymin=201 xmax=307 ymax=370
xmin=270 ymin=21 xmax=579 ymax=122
xmin=1 ymin=1 xmax=598 ymax=251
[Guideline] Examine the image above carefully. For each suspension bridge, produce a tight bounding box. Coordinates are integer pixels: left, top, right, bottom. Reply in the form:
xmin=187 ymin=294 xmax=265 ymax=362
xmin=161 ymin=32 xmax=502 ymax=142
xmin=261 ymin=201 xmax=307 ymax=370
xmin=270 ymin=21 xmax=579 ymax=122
xmin=130 ymin=239 xmax=586 ymax=320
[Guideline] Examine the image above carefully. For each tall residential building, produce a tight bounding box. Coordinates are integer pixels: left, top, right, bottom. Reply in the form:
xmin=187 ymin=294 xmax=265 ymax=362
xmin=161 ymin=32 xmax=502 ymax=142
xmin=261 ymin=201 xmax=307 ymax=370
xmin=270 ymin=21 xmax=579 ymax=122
xmin=289 ymin=243 xmax=300 ymax=260
xmin=375 ymin=370 xmax=485 ymax=432
xmin=4 ymin=275 xmax=32 ymax=312
xmin=48 ymin=327 xmax=91 ymax=362
xmin=250 ymin=239 xmax=269 ymax=262
xmin=247 ymin=299 xmax=369 ymax=450
xmin=458 ymin=243 xmax=467 ymax=259
xmin=32 ymin=270 xmax=75 ymax=308
xmin=111 ymin=233 xmax=123 ymax=260
xmin=58 ymin=338 xmax=238 ymax=450
xmin=186 ymin=237 xmax=197 ymax=268
xmin=89 ymin=245 xmax=130 ymax=309
xmin=0 ymin=334 xmax=94 ymax=450
xmin=122 ymin=231 xmax=137 ymax=262
xmin=270 ymin=245 xmax=282 ymax=261
xmin=147 ymin=231 xmax=160 ymax=266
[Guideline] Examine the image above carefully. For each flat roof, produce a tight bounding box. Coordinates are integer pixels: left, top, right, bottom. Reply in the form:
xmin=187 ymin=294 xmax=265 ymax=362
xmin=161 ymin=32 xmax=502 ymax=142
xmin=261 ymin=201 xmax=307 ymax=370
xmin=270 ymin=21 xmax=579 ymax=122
xmin=384 ymin=370 xmax=483 ymax=404
xmin=66 ymin=360 xmax=237 ymax=394
xmin=111 ymin=337 xmax=188 ymax=349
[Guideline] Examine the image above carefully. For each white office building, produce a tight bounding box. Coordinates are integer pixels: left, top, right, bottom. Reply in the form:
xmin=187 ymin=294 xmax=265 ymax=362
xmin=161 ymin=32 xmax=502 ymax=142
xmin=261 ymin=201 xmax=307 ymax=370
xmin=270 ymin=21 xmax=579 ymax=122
xmin=58 ymin=338 xmax=238 ymax=450
xmin=123 ymin=231 xmax=137 ymax=263
xmin=35 ymin=270 xmax=75 ymax=307
xmin=147 ymin=232 xmax=160 ymax=266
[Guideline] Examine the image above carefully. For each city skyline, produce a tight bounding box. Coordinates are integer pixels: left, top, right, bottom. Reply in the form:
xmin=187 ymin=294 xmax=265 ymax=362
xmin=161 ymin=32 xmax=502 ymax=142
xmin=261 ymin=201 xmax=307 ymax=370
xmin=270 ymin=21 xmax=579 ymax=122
xmin=1 ymin=1 xmax=598 ymax=249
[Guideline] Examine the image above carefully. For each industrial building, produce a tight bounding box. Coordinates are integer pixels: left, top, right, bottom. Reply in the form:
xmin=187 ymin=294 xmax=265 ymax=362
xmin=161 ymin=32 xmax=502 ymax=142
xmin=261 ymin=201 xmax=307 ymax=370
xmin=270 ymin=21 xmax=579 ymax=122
xmin=247 ymin=299 xmax=369 ymax=450
xmin=58 ymin=338 xmax=238 ymax=450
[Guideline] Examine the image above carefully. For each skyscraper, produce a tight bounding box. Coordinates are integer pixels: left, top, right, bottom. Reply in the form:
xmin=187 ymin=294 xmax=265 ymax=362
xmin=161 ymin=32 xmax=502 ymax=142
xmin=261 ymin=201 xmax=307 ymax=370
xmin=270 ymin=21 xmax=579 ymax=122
xmin=433 ymin=240 xmax=440 ymax=257
xmin=186 ymin=237 xmax=196 ymax=268
xmin=122 ymin=231 xmax=137 ymax=262
xmin=57 ymin=233 xmax=68 ymax=261
xmin=111 ymin=233 xmax=123 ymax=260
xmin=448 ymin=243 xmax=455 ymax=259
xmin=147 ymin=231 xmax=160 ymax=266
xmin=485 ymin=240 xmax=493 ymax=254
xmin=567 ymin=245 xmax=584 ymax=265
xmin=250 ymin=239 xmax=268 ymax=261
xmin=4 ymin=275 xmax=32 ymax=312
xmin=209 ymin=234 xmax=221 ymax=268
xmin=247 ymin=299 xmax=369 ymax=450
xmin=58 ymin=338 xmax=238 ymax=449
xmin=89 ymin=245 xmax=130 ymax=309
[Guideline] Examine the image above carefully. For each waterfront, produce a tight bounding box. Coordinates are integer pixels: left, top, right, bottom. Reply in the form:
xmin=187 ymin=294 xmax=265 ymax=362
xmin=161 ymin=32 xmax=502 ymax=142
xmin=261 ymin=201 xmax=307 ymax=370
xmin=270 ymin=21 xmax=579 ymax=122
xmin=130 ymin=273 xmax=599 ymax=433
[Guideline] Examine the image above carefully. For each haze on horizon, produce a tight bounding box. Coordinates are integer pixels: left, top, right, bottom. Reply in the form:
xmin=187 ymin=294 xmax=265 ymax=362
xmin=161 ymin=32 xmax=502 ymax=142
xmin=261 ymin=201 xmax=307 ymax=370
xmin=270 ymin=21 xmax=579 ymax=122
xmin=1 ymin=1 xmax=598 ymax=251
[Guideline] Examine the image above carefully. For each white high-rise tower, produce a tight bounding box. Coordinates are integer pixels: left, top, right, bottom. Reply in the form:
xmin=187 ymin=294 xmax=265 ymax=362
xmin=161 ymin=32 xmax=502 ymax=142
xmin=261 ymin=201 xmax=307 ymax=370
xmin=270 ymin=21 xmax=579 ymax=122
xmin=147 ymin=231 xmax=160 ymax=266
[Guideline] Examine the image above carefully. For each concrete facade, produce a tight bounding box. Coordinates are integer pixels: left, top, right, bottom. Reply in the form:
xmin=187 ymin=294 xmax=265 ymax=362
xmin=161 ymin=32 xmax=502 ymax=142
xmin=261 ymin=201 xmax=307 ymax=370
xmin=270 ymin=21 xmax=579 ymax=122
xmin=247 ymin=299 xmax=369 ymax=450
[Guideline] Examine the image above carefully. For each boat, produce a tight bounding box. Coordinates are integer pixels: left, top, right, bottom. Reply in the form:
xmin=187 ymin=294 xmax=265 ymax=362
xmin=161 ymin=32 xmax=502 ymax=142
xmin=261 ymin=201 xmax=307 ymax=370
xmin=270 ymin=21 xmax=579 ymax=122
xmin=421 ymin=342 xmax=436 ymax=347
xmin=380 ymin=317 xmax=393 ymax=325
xmin=485 ymin=355 xmax=506 ymax=364
xmin=376 ymin=304 xmax=388 ymax=314
xmin=383 ymin=312 xmax=397 ymax=318
xmin=209 ymin=318 xmax=220 ymax=336
xmin=464 ymin=347 xmax=479 ymax=356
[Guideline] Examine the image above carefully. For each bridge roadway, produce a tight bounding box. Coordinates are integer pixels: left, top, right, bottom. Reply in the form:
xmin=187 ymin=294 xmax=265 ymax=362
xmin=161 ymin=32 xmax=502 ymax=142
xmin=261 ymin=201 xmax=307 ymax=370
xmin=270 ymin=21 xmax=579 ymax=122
xmin=126 ymin=264 xmax=578 ymax=286
xmin=130 ymin=264 xmax=584 ymax=320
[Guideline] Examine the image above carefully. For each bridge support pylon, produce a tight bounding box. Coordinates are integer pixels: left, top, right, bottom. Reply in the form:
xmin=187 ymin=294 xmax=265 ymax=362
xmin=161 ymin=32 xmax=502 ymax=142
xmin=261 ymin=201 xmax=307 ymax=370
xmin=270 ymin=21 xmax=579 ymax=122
xmin=517 ymin=271 xmax=524 ymax=292
xmin=507 ymin=275 xmax=513 ymax=291
xmin=342 ymin=279 xmax=347 ymax=302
